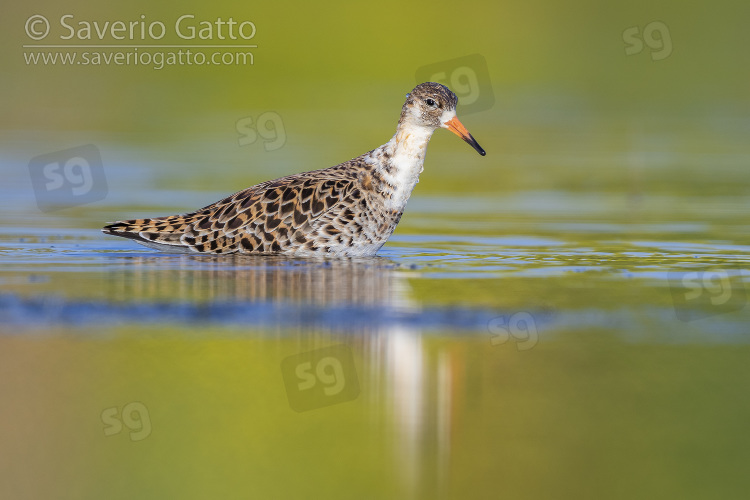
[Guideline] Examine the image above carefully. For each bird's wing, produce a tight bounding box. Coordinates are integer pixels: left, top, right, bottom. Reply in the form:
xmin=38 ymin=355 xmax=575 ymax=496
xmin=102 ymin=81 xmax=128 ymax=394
xmin=102 ymin=169 xmax=365 ymax=254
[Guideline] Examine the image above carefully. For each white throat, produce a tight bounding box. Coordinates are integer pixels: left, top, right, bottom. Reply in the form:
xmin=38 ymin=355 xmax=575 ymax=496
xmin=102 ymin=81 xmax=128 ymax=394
xmin=379 ymin=122 xmax=436 ymax=211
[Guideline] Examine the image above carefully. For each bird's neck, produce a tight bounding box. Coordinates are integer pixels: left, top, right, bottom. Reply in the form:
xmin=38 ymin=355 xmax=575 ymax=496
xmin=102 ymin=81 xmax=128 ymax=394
xmin=369 ymin=120 xmax=436 ymax=211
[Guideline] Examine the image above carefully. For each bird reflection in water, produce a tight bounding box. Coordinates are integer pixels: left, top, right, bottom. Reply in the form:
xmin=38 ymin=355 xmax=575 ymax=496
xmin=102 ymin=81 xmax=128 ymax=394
xmin=105 ymin=252 xmax=458 ymax=496
xmin=105 ymin=253 xmax=412 ymax=308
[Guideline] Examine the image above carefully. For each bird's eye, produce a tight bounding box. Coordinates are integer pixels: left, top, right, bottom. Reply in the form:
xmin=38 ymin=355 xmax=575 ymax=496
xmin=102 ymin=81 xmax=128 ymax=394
xmin=424 ymin=98 xmax=437 ymax=107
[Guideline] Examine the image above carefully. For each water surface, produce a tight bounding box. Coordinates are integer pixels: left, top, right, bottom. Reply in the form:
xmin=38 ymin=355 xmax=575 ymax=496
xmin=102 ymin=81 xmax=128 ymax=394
xmin=2 ymin=134 xmax=749 ymax=498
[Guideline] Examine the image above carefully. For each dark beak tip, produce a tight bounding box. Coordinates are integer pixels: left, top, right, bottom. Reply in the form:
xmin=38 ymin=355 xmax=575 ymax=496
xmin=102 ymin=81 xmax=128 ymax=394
xmin=463 ymin=134 xmax=485 ymax=157
xmin=470 ymin=142 xmax=486 ymax=156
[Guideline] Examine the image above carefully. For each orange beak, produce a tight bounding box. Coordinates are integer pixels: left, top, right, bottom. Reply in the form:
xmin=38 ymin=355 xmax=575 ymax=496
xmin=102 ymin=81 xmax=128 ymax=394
xmin=443 ymin=116 xmax=486 ymax=156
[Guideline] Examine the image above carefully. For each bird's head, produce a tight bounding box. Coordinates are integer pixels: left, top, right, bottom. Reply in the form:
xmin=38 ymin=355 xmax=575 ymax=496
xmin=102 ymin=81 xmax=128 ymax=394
xmin=401 ymin=82 xmax=485 ymax=156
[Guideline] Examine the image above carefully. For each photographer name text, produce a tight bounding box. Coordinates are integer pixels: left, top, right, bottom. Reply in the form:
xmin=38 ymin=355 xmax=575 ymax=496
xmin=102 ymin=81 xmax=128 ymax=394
xmin=25 ymin=14 xmax=256 ymax=43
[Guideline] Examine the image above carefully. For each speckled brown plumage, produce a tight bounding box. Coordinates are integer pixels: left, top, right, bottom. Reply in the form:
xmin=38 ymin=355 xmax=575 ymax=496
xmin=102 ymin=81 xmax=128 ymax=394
xmin=103 ymin=82 xmax=485 ymax=257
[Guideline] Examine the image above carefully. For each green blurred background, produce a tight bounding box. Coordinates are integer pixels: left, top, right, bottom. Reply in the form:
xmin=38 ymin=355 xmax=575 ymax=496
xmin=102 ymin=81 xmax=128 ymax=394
xmin=3 ymin=0 xmax=749 ymax=200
